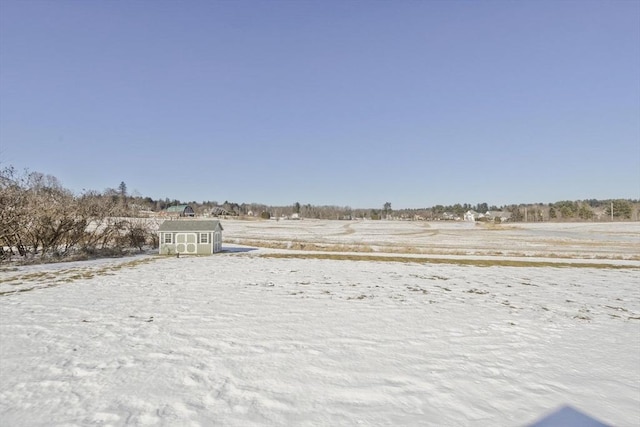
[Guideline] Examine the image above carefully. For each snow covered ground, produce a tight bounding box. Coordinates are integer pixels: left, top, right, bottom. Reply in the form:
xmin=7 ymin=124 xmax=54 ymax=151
xmin=1 ymin=221 xmax=639 ymax=426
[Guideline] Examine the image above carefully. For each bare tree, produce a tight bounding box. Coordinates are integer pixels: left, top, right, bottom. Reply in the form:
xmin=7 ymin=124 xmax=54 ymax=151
xmin=0 ymin=166 xmax=29 ymax=258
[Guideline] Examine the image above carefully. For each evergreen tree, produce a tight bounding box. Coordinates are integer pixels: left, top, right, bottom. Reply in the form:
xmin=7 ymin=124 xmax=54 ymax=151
xmin=118 ymin=181 xmax=127 ymax=198
xmin=605 ymin=200 xmax=632 ymax=219
xmin=382 ymin=202 xmax=392 ymax=218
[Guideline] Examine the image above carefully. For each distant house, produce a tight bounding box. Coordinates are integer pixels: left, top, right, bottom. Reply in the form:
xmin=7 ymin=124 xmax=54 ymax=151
xmin=485 ymin=211 xmax=512 ymax=222
xmin=441 ymin=212 xmax=460 ymax=221
xmin=158 ymin=220 xmax=223 ymax=255
xmin=162 ymin=205 xmax=195 ymax=217
xmin=464 ymin=210 xmax=478 ymax=222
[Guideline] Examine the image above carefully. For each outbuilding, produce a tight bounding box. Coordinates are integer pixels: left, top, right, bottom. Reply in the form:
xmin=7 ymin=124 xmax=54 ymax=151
xmin=162 ymin=205 xmax=195 ymax=217
xmin=158 ymin=219 xmax=223 ymax=255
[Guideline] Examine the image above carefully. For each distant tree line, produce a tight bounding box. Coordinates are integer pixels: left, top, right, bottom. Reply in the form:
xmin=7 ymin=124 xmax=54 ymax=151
xmin=2 ymin=166 xmax=638 ymax=261
xmin=197 ymin=199 xmax=638 ymax=222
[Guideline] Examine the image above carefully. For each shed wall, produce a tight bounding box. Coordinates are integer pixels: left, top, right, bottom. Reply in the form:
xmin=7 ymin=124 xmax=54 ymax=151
xmin=158 ymin=230 xmax=222 ymax=255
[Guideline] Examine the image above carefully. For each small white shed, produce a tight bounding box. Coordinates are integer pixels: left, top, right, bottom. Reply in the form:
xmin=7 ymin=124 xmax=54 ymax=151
xmin=158 ymin=220 xmax=223 ymax=255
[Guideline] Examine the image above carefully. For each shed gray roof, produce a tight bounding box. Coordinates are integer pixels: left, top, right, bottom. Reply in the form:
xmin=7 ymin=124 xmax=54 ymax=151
xmin=158 ymin=220 xmax=223 ymax=232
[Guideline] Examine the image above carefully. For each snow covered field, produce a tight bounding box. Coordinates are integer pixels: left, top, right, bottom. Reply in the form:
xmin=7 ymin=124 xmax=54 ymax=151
xmin=223 ymin=219 xmax=640 ymax=260
xmin=1 ymin=221 xmax=639 ymax=426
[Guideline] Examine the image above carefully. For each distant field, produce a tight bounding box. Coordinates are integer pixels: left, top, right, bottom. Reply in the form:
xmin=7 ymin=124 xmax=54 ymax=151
xmin=222 ymin=219 xmax=640 ymax=261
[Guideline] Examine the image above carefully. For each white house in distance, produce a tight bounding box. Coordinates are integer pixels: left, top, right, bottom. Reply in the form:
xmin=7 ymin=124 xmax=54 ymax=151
xmin=158 ymin=220 xmax=223 ymax=255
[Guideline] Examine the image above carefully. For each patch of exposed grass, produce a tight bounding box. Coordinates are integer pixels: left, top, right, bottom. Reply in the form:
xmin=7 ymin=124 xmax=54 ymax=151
xmin=465 ymin=288 xmax=489 ymax=294
xmin=1 ymin=257 xmax=156 ymax=285
xmin=258 ymin=252 xmax=639 ymax=269
xmin=234 ymin=239 xmax=376 ymax=253
xmin=341 ymin=224 xmax=356 ymax=235
xmin=521 ymin=281 xmax=540 ymax=287
xmin=477 ymin=223 xmax=520 ymax=230
xmin=0 ymin=257 xmax=157 ymax=296
xmin=105 ymin=257 xmax=155 ymax=272
xmin=234 ymin=238 xmax=639 ymax=261
xmin=0 ymin=287 xmax=39 ymax=296
xmin=0 ymin=271 xmax=55 ymax=284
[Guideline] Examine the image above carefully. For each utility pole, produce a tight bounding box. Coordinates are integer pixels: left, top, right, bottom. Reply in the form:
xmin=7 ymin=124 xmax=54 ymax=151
xmin=611 ymin=202 xmax=614 ymax=221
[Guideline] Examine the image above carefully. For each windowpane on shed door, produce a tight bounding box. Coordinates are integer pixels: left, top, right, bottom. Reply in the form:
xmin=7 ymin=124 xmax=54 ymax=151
xmin=176 ymin=234 xmax=196 ymax=243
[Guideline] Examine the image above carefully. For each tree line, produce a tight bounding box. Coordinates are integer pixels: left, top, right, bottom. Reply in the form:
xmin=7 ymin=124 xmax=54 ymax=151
xmin=1 ymin=166 xmax=637 ymax=261
xmin=256 ymin=200 xmax=638 ymax=222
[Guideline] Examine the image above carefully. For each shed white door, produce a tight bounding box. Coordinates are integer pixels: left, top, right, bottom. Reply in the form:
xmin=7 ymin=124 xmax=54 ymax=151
xmin=175 ymin=233 xmax=197 ymax=254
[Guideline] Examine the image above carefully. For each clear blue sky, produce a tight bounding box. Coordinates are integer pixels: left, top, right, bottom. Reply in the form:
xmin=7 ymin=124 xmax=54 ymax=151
xmin=1 ymin=0 xmax=638 ymax=208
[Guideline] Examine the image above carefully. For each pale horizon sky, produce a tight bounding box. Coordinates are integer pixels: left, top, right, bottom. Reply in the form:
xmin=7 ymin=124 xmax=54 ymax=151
xmin=1 ymin=0 xmax=639 ymax=209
